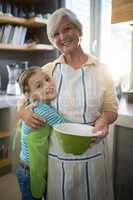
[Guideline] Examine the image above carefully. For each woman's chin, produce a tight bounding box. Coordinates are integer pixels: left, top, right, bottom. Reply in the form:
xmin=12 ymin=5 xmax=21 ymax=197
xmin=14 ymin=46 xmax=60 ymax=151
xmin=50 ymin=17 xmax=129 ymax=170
xmin=62 ymin=45 xmax=79 ymax=55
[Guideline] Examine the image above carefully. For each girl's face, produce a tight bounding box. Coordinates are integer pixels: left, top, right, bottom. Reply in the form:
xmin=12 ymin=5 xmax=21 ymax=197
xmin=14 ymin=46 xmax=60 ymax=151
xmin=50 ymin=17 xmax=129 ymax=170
xmin=28 ymin=70 xmax=57 ymax=103
xmin=52 ymin=16 xmax=81 ymax=55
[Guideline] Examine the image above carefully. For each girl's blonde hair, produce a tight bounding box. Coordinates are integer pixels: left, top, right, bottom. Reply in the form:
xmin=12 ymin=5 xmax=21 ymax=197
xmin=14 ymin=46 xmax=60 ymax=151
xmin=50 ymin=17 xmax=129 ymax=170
xmin=18 ymin=67 xmax=41 ymax=94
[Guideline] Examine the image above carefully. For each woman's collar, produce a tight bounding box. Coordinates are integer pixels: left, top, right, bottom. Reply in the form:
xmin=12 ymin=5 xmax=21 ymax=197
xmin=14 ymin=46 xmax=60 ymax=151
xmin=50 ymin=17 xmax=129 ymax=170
xmin=54 ymin=54 xmax=99 ymax=66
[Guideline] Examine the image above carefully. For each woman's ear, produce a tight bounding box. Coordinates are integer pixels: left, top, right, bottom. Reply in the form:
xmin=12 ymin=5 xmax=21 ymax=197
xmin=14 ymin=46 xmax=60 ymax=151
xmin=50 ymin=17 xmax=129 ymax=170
xmin=51 ymin=42 xmax=57 ymax=49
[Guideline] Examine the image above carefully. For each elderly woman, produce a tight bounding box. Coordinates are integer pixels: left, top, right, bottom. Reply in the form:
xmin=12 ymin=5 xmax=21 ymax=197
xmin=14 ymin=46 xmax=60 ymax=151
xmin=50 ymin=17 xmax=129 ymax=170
xmin=18 ymin=8 xmax=118 ymax=200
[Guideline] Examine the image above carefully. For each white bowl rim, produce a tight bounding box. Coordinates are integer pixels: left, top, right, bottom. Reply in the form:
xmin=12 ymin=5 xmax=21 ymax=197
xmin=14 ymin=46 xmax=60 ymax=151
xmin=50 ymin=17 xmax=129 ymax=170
xmin=53 ymin=123 xmax=102 ymax=137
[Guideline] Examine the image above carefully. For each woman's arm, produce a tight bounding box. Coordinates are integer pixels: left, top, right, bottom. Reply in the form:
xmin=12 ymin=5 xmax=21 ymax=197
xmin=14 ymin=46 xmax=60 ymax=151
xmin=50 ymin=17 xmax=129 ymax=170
xmin=17 ymin=95 xmax=44 ymax=129
xmin=96 ymin=65 xmax=118 ymax=135
xmin=92 ymin=66 xmax=118 ymax=144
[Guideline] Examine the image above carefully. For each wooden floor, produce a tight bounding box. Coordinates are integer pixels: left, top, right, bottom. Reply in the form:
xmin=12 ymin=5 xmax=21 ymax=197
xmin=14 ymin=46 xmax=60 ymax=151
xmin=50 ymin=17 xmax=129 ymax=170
xmin=0 ymin=172 xmax=21 ymax=200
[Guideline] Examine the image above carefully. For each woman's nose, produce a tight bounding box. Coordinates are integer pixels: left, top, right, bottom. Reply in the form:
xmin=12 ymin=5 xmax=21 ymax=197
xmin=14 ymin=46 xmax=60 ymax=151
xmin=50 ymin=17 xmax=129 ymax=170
xmin=59 ymin=32 xmax=66 ymax=40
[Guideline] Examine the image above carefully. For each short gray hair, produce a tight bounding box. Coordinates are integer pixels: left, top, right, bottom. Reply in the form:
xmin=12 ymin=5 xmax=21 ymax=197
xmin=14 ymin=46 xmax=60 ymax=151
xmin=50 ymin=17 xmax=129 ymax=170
xmin=47 ymin=8 xmax=83 ymax=44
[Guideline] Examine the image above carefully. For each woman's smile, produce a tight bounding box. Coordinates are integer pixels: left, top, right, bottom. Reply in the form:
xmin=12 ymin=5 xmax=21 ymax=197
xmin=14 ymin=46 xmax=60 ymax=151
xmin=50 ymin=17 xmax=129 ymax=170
xmin=62 ymin=39 xmax=73 ymax=46
xmin=52 ymin=17 xmax=81 ymax=54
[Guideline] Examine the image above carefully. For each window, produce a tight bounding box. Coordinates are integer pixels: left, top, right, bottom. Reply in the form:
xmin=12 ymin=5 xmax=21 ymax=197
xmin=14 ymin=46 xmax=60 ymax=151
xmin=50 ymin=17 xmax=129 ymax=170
xmin=100 ymin=0 xmax=133 ymax=91
xmin=110 ymin=25 xmax=132 ymax=90
xmin=65 ymin=0 xmax=133 ymax=91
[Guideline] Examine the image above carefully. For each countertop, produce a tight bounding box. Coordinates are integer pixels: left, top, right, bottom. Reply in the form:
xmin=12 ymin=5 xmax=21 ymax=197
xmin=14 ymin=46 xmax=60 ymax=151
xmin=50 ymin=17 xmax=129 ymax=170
xmin=116 ymin=98 xmax=133 ymax=128
xmin=0 ymin=94 xmax=20 ymax=109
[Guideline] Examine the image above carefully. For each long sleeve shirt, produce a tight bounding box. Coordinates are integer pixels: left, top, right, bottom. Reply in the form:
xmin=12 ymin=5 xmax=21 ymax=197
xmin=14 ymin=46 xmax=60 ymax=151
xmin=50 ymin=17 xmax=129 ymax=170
xmin=20 ymin=102 xmax=68 ymax=162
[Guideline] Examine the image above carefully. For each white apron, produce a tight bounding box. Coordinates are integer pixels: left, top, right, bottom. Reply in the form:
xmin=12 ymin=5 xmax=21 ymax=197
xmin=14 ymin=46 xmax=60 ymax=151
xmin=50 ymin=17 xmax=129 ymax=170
xmin=46 ymin=63 xmax=114 ymax=200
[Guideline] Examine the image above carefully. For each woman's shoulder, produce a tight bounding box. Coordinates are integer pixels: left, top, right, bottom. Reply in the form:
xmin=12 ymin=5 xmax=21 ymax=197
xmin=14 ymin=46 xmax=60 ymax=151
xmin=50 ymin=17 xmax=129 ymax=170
xmin=41 ymin=55 xmax=64 ymax=76
xmin=41 ymin=61 xmax=55 ymax=76
xmin=88 ymin=54 xmax=110 ymax=72
xmin=87 ymin=54 xmax=113 ymax=81
xmin=87 ymin=54 xmax=105 ymax=68
xmin=42 ymin=62 xmax=53 ymax=69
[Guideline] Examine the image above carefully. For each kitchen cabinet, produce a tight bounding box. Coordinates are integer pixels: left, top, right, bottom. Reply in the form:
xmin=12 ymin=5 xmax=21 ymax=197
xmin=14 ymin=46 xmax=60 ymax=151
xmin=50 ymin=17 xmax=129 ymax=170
xmin=0 ymin=0 xmax=62 ymax=95
xmin=112 ymin=0 xmax=133 ymax=23
xmin=0 ymin=0 xmax=61 ymax=69
xmin=0 ymin=95 xmax=20 ymax=175
xmin=0 ymin=0 xmax=63 ymax=175
xmin=113 ymin=125 xmax=133 ymax=200
xmin=113 ymin=98 xmax=133 ymax=200
xmin=0 ymin=129 xmax=11 ymax=175
xmin=0 ymin=108 xmax=12 ymax=175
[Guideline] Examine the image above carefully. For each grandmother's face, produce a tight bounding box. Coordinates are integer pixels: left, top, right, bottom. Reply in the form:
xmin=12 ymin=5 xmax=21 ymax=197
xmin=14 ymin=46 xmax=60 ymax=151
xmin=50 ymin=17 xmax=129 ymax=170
xmin=52 ymin=16 xmax=81 ymax=55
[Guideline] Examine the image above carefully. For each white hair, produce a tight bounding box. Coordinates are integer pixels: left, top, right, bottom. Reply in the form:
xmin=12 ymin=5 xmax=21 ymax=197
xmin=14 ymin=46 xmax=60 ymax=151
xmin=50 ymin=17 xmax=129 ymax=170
xmin=47 ymin=8 xmax=83 ymax=44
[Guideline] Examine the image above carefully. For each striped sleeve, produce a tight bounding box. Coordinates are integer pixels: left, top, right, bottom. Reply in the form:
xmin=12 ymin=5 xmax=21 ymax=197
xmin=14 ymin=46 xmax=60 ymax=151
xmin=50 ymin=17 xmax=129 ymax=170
xmin=33 ymin=103 xmax=69 ymax=126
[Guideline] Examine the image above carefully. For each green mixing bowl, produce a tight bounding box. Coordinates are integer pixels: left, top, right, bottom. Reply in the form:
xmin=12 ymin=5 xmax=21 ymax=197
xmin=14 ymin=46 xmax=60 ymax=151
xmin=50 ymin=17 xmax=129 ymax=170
xmin=53 ymin=123 xmax=101 ymax=155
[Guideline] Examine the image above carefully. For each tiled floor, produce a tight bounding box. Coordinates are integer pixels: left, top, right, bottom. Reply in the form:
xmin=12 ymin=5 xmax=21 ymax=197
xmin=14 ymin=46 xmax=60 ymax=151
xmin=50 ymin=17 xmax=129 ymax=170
xmin=0 ymin=172 xmax=21 ymax=200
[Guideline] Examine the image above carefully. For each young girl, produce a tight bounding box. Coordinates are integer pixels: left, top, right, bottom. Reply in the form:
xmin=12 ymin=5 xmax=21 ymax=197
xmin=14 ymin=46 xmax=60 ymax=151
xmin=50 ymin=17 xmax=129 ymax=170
xmin=16 ymin=67 xmax=68 ymax=200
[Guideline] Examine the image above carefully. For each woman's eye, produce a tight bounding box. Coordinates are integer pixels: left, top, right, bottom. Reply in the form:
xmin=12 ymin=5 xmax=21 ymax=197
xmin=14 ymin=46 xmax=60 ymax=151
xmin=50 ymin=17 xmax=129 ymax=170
xmin=64 ymin=26 xmax=73 ymax=32
xmin=53 ymin=32 xmax=59 ymax=38
xmin=65 ymin=27 xmax=71 ymax=31
xmin=45 ymin=76 xmax=50 ymax=82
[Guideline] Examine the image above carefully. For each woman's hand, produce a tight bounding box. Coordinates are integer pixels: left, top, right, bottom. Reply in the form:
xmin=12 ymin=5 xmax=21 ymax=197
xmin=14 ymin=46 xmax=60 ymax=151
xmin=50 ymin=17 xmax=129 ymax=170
xmin=90 ymin=111 xmax=117 ymax=146
xmin=90 ymin=117 xmax=109 ymax=146
xmin=94 ymin=116 xmax=109 ymax=138
xmin=17 ymin=95 xmax=44 ymax=129
xmin=21 ymin=104 xmax=44 ymax=129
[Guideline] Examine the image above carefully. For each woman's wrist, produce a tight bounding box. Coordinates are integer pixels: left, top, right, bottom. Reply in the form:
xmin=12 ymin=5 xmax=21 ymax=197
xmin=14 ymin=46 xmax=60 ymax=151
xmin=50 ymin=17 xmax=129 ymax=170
xmin=95 ymin=114 xmax=108 ymax=126
xmin=97 ymin=111 xmax=117 ymax=125
xmin=94 ymin=111 xmax=117 ymax=137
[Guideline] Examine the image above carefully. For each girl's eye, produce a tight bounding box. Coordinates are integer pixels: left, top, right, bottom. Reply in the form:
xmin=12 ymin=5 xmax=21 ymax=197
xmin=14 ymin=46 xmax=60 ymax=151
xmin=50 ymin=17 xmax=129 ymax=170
xmin=45 ymin=76 xmax=50 ymax=82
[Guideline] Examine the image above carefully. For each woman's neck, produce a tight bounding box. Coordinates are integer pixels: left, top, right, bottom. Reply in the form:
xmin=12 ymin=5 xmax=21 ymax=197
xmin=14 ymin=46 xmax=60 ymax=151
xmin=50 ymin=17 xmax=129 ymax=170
xmin=64 ymin=47 xmax=88 ymax=69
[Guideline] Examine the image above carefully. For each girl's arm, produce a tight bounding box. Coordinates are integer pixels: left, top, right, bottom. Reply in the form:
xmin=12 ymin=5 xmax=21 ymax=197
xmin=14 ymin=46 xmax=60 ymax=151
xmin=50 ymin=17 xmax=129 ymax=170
xmin=33 ymin=103 xmax=69 ymax=126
